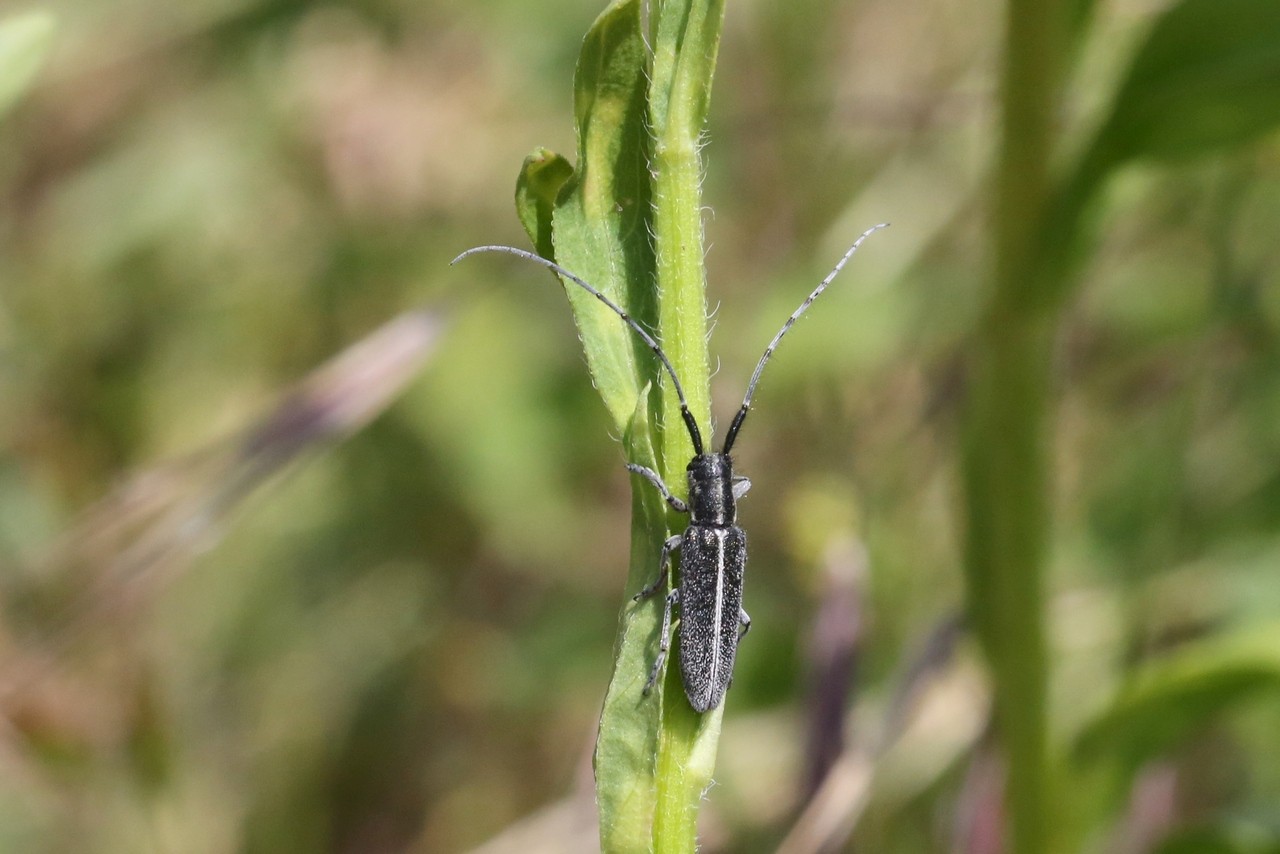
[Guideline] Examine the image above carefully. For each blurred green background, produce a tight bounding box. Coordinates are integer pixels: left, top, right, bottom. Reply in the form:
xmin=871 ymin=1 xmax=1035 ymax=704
xmin=1 ymin=0 xmax=1279 ymax=851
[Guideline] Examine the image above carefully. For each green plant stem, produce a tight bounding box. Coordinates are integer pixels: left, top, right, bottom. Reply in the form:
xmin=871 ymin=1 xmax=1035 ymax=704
xmin=650 ymin=0 xmax=719 ymax=471
xmin=651 ymin=119 xmax=713 ymax=473
xmin=962 ymin=0 xmax=1070 ymax=852
xmin=647 ymin=0 xmax=725 ymax=848
xmin=963 ymin=316 xmax=1054 ymax=852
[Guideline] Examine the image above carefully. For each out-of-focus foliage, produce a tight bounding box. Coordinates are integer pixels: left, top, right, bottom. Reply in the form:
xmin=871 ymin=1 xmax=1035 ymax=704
xmin=0 ymin=11 xmax=53 ymax=119
xmin=0 ymin=0 xmax=1278 ymax=852
xmin=1076 ymin=621 xmax=1280 ymax=775
xmin=1091 ymin=0 xmax=1280 ymax=164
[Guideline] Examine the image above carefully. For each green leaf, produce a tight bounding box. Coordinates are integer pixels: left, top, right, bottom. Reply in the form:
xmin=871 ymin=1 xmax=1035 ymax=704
xmin=1037 ymin=0 xmax=1280 ymax=311
xmin=1075 ymin=622 xmax=1280 ymax=774
xmin=1092 ymin=0 xmax=1280 ymax=165
xmin=548 ymin=0 xmax=657 ymax=432
xmin=1067 ymin=0 xmax=1101 ymax=42
xmin=1155 ymin=823 xmax=1280 ymax=854
xmin=648 ymin=0 xmax=725 ymax=138
xmin=594 ymin=387 xmax=667 ymax=854
xmin=0 ymin=11 xmax=55 ymax=121
xmin=515 ymin=148 xmax=573 ymax=261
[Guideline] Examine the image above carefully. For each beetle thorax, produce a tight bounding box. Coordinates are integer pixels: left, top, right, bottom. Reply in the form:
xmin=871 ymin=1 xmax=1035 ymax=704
xmin=686 ymin=453 xmax=735 ymax=527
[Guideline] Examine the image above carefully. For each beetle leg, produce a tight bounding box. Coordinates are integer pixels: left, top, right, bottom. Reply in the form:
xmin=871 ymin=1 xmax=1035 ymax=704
xmin=626 ymin=464 xmax=689 ymax=513
xmin=726 ymin=610 xmax=752 ymax=692
xmin=643 ymin=587 xmax=681 ymax=695
xmin=633 ymin=534 xmax=682 ymax=601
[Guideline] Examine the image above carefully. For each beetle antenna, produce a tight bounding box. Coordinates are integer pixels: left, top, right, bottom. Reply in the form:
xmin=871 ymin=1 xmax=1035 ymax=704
xmin=452 ymin=245 xmax=705 ymax=455
xmin=721 ymin=223 xmax=888 ymax=454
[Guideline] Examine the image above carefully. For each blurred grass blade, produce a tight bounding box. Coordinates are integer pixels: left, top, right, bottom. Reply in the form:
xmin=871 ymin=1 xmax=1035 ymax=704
xmin=1153 ymin=824 xmax=1279 ymax=854
xmin=3 ymin=310 xmax=446 ymax=696
xmin=0 ymin=11 xmax=54 ymax=120
xmin=1092 ymin=0 xmax=1280 ymax=165
xmin=240 ymin=309 xmax=445 ymax=470
xmin=1075 ymin=623 xmax=1280 ymax=776
xmin=1039 ymin=0 xmax=1280 ymax=301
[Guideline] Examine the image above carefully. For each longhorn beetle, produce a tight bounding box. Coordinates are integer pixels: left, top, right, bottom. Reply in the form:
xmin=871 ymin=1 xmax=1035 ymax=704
xmin=452 ymin=222 xmax=887 ymax=712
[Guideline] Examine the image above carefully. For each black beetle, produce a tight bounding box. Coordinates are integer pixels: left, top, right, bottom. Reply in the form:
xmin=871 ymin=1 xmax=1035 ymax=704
xmin=453 ymin=222 xmax=885 ymax=712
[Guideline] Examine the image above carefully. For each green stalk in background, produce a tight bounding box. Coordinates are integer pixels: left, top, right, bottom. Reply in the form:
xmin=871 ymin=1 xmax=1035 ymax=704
xmin=963 ymin=0 xmax=1280 ymax=848
xmin=513 ymin=0 xmax=725 ymax=850
xmin=961 ymin=1 xmax=1069 ymax=853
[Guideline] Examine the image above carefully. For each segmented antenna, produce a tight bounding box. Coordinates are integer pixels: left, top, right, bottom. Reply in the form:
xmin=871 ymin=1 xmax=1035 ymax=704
xmin=721 ymin=222 xmax=888 ymax=454
xmin=451 ymin=245 xmax=705 ymax=455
